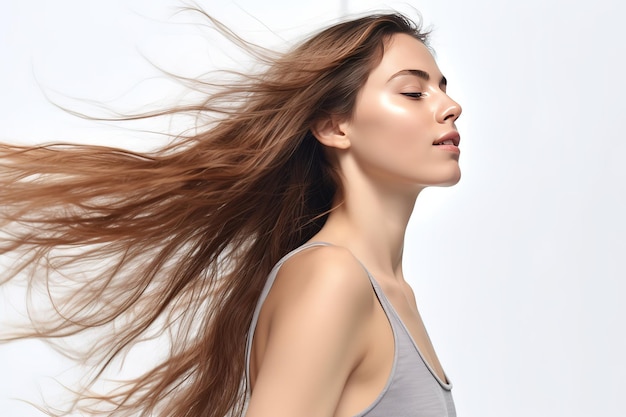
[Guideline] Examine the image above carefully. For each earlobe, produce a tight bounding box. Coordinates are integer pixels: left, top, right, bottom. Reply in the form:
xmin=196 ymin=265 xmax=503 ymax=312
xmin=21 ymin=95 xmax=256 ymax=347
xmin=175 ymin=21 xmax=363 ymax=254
xmin=311 ymin=117 xmax=351 ymax=150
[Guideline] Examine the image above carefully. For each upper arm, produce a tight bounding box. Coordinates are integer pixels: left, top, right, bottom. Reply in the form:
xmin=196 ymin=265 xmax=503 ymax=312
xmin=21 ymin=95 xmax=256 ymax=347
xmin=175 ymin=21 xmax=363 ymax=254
xmin=245 ymin=246 xmax=374 ymax=417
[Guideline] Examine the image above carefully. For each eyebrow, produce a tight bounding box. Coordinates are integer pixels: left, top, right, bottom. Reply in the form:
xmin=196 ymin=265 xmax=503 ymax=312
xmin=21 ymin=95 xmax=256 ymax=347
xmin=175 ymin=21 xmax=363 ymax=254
xmin=388 ymin=69 xmax=447 ymax=88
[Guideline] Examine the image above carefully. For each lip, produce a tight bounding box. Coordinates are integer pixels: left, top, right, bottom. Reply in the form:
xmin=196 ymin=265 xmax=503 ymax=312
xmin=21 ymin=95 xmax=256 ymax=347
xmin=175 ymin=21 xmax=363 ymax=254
xmin=434 ymin=144 xmax=460 ymax=154
xmin=433 ymin=131 xmax=461 ymax=147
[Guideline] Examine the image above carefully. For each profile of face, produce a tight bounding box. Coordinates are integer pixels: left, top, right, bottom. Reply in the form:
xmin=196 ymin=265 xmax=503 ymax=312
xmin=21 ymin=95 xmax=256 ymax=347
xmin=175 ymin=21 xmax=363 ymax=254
xmin=331 ymin=33 xmax=463 ymax=191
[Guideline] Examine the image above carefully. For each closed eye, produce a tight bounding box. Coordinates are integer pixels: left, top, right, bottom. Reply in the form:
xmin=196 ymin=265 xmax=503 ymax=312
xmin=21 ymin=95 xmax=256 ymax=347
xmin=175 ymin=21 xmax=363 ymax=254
xmin=400 ymin=92 xmax=424 ymax=99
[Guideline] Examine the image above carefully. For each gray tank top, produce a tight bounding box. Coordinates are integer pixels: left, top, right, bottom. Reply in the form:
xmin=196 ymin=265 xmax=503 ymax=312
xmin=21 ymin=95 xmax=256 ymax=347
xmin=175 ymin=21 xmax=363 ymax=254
xmin=245 ymin=242 xmax=456 ymax=417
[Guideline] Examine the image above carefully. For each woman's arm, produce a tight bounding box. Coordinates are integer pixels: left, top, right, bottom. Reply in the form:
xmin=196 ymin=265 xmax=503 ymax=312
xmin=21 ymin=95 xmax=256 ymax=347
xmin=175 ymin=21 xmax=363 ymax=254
xmin=245 ymin=246 xmax=374 ymax=417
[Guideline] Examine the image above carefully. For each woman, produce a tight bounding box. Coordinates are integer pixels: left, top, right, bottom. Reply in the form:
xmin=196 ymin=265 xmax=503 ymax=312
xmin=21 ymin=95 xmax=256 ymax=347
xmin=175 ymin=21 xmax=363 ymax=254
xmin=0 ymin=11 xmax=461 ymax=417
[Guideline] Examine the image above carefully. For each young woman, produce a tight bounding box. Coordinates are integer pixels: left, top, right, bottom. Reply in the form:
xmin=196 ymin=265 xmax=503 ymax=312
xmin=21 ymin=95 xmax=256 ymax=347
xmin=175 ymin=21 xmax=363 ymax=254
xmin=0 ymin=11 xmax=461 ymax=417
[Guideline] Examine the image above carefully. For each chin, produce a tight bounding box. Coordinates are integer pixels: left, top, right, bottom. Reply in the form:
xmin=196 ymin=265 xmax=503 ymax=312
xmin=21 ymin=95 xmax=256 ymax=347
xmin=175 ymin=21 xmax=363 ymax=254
xmin=443 ymin=171 xmax=462 ymax=186
xmin=427 ymin=169 xmax=462 ymax=187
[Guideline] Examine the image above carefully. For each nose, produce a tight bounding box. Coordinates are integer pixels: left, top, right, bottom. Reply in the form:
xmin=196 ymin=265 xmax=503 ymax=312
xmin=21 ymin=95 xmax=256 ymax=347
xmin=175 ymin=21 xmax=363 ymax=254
xmin=438 ymin=95 xmax=462 ymax=124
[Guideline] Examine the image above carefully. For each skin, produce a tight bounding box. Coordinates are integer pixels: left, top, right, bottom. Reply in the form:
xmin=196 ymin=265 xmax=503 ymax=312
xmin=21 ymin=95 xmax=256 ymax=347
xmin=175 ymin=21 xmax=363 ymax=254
xmin=246 ymin=33 xmax=462 ymax=417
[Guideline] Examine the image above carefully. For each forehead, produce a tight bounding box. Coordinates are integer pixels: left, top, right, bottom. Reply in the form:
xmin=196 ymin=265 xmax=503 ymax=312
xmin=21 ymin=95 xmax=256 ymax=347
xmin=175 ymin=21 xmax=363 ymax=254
xmin=367 ymin=33 xmax=442 ymax=83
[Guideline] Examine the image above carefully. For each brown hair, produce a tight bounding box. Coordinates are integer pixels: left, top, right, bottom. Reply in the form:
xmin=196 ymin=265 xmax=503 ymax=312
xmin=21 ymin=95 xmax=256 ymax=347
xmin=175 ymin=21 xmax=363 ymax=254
xmin=0 ymin=10 xmax=428 ymax=417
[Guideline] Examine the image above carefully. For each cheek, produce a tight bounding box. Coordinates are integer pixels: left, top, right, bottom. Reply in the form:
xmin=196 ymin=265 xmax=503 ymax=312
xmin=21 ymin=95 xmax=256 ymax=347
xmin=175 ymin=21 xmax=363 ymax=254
xmin=351 ymin=93 xmax=427 ymax=154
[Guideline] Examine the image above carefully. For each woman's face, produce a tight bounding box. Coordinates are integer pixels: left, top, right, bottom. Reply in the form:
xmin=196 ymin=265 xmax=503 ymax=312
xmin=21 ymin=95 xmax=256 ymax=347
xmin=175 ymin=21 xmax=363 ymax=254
xmin=339 ymin=33 xmax=462 ymax=190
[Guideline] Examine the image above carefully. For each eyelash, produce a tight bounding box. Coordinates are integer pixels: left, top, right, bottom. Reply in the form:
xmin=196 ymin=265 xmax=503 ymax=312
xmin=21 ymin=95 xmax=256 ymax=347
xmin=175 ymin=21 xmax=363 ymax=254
xmin=401 ymin=92 xmax=424 ymax=99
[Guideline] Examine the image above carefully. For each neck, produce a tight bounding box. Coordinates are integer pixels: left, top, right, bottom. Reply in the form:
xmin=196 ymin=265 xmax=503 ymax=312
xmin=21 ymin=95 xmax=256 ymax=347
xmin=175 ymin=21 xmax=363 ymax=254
xmin=314 ymin=174 xmax=422 ymax=281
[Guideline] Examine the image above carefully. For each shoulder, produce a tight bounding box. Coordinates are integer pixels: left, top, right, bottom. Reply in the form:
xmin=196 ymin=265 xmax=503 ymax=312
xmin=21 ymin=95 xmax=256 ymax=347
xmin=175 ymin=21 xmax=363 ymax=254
xmin=258 ymin=243 xmax=377 ymax=357
xmin=271 ymin=244 xmax=375 ymax=318
xmin=247 ymin=245 xmax=376 ymax=415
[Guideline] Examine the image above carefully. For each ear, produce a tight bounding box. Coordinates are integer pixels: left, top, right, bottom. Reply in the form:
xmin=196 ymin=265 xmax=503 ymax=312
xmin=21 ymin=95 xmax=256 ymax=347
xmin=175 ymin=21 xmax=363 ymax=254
xmin=310 ymin=116 xmax=351 ymax=150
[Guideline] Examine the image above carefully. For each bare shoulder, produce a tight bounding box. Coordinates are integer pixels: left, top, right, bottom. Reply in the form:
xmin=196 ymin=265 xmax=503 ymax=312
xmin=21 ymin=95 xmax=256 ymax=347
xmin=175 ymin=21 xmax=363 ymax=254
xmin=247 ymin=244 xmax=376 ymax=416
xmin=270 ymin=244 xmax=374 ymax=315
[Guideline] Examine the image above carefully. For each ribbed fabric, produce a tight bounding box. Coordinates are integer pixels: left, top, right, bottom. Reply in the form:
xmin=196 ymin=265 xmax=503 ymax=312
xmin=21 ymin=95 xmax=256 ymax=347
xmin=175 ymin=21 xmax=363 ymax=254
xmin=245 ymin=242 xmax=456 ymax=417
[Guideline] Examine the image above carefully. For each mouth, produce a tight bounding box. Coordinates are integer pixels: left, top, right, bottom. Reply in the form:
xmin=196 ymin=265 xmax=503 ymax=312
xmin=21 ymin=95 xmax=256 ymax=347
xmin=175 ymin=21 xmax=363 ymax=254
xmin=433 ymin=132 xmax=461 ymax=147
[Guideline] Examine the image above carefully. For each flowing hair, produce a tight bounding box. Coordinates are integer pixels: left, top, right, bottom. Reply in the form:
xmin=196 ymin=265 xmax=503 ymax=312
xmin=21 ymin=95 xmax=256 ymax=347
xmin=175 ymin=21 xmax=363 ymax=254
xmin=0 ymin=10 xmax=428 ymax=417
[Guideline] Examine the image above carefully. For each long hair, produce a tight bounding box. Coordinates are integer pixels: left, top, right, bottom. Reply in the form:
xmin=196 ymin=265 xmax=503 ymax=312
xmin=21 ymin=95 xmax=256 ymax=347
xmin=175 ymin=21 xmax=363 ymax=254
xmin=0 ymin=10 xmax=428 ymax=417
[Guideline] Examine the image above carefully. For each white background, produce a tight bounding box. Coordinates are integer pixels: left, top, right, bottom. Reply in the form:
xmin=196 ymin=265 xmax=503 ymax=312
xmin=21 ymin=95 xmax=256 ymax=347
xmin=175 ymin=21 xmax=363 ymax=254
xmin=1 ymin=1 xmax=625 ymax=416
